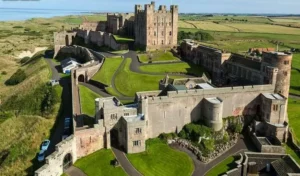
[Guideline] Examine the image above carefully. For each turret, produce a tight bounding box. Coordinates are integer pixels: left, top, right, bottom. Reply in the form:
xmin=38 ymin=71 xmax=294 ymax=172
xmin=159 ymin=74 xmax=170 ymax=90
xmin=261 ymin=52 xmax=292 ymax=98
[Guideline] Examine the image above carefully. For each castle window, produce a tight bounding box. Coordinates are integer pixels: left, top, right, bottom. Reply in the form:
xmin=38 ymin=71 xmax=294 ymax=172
xmin=135 ymin=128 xmax=142 ymax=134
xmin=133 ymin=140 xmax=141 ymax=146
xmin=161 ymin=40 xmax=164 ymax=45
xmin=169 ymin=31 xmax=172 ymax=36
xmin=169 ymin=22 xmax=171 ymax=26
xmin=273 ymin=104 xmax=278 ymax=111
xmin=283 ymin=71 xmax=288 ymax=76
xmin=153 ymin=40 xmax=156 ymax=45
xmin=161 ymin=31 xmax=164 ymax=36
xmin=110 ymin=113 xmax=117 ymax=120
xmin=154 ymin=23 xmax=156 ymax=26
xmin=154 ymin=31 xmax=156 ymax=36
xmin=124 ymin=113 xmax=129 ymax=116
xmin=284 ymin=60 xmax=289 ymax=65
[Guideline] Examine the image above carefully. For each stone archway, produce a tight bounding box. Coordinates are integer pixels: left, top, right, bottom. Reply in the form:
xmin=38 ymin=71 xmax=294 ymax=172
xmin=78 ymin=74 xmax=85 ymax=82
xmin=63 ymin=153 xmax=73 ymax=171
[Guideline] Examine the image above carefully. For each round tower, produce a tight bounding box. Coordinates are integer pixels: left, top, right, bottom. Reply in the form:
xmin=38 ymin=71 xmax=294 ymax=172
xmin=261 ymin=52 xmax=292 ymax=98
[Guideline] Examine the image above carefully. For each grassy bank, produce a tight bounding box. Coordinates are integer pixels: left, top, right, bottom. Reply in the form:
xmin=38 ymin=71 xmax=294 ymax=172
xmin=127 ymin=138 xmax=194 ymax=176
xmin=79 ymin=85 xmax=101 ymax=117
xmin=92 ymin=57 xmax=123 ymax=86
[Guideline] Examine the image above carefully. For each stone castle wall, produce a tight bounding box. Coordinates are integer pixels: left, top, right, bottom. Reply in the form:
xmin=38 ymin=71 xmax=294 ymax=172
xmin=140 ymin=84 xmax=275 ymax=138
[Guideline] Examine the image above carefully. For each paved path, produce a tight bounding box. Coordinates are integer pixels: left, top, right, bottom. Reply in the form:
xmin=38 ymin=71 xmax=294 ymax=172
xmin=65 ymin=166 xmax=87 ymax=176
xmin=44 ymin=58 xmax=60 ymax=80
xmin=112 ymin=147 xmax=142 ymax=176
xmin=171 ymin=134 xmax=257 ymax=176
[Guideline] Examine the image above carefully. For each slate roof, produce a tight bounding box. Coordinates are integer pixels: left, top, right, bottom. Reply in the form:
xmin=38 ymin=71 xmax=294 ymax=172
xmin=271 ymin=156 xmax=300 ymax=176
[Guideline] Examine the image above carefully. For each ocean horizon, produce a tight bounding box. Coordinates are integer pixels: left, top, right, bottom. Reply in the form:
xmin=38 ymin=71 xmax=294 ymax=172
xmin=0 ymin=8 xmax=100 ymax=21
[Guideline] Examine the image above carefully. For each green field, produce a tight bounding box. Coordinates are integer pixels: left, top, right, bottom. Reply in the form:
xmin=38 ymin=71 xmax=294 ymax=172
xmin=92 ymin=57 xmax=123 ymax=85
xmin=127 ymin=138 xmax=194 ymax=176
xmin=74 ymin=149 xmax=127 ymax=176
xmin=114 ymin=58 xmax=183 ymax=97
xmin=79 ymin=85 xmax=101 ymax=117
xmin=138 ymin=51 xmax=180 ymax=63
xmin=139 ymin=62 xmax=204 ymax=76
xmin=206 ymin=156 xmax=237 ymax=176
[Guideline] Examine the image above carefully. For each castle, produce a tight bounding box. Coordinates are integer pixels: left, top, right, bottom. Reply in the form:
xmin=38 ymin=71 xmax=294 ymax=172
xmin=36 ymin=2 xmax=295 ymax=175
xmin=53 ymin=1 xmax=178 ymax=56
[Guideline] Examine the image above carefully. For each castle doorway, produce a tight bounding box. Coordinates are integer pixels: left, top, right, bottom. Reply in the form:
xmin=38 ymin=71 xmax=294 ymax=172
xmin=63 ymin=153 xmax=72 ymax=171
xmin=110 ymin=129 xmax=119 ymax=148
xmin=78 ymin=74 xmax=85 ymax=82
xmin=65 ymin=35 xmax=69 ymax=46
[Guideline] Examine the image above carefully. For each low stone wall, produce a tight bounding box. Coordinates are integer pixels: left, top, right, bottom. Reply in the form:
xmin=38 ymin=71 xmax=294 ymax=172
xmin=250 ymin=132 xmax=285 ymax=154
xmin=35 ymin=136 xmax=77 ymax=176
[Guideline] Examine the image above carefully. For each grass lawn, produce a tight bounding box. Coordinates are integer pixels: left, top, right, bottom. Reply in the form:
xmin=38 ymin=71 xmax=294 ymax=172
xmin=139 ymin=62 xmax=204 ymax=76
xmin=285 ymin=144 xmax=300 ymax=164
xmin=127 ymin=138 xmax=194 ymax=176
xmin=92 ymin=57 xmax=123 ymax=86
xmin=288 ymin=98 xmax=300 ymax=144
xmin=290 ymin=54 xmax=300 ymax=95
xmin=79 ymin=85 xmax=101 ymax=117
xmin=74 ymin=149 xmax=127 ymax=176
xmin=205 ymin=156 xmax=237 ymax=176
xmin=114 ymin=58 xmax=183 ymax=97
xmin=113 ymin=35 xmax=134 ymax=43
xmin=138 ymin=51 xmax=180 ymax=63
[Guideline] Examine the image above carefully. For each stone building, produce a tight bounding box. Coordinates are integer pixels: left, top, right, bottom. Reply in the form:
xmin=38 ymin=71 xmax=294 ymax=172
xmin=134 ymin=1 xmax=178 ymax=50
xmin=179 ymin=39 xmax=292 ymax=98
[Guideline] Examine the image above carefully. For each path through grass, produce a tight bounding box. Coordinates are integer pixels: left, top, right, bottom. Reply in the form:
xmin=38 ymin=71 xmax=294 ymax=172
xmin=92 ymin=57 xmax=123 ymax=86
xmin=127 ymin=138 xmax=194 ymax=176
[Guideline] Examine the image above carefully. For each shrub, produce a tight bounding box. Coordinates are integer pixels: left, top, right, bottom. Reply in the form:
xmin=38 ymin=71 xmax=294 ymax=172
xmin=159 ymin=133 xmax=177 ymax=142
xmin=178 ymin=31 xmax=214 ymax=41
xmin=1 ymin=71 xmax=7 ymax=75
xmin=5 ymin=69 xmax=26 ymax=86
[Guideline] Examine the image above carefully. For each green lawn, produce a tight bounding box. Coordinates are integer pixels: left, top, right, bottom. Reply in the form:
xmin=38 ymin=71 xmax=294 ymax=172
xmin=113 ymin=35 xmax=134 ymax=43
xmin=74 ymin=149 xmax=127 ymax=176
xmin=285 ymin=144 xmax=300 ymax=164
xmin=127 ymin=138 xmax=194 ymax=176
xmin=92 ymin=57 xmax=123 ymax=86
xmin=114 ymin=58 xmax=183 ymax=97
xmin=138 ymin=51 xmax=180 ymax=63
xmin=205 ymin=156 xmax=237 ymax=176
xmin=290 ymin=54 xmax=300 ymax=95
xmin=79 ymin=85 xmax=101 ymax=117
xmin=288 ymin=98 xmax=300 ymax=144
xmin=139 ymin=62 xmax=204 ymax=76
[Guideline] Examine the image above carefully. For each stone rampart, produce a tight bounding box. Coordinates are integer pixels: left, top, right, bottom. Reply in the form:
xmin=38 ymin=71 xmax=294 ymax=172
xmin=35 ymin=136 xmax=77 ymax=176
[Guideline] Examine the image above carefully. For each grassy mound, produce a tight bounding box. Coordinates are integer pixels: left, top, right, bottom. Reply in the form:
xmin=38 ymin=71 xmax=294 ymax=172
xmin=127 ymin=138 xmax=194 ymax=176
xmin=79 ymin=85 xmax=101 ymax=117
xmin=138 ymin=51 xmax=180 ymax=63
xmin=74 ymin=149 xmax=127 ymax=176
xmin=92 ymin=57 xmax=123 ymax=86
xmin=114 ymin=58 xmax=183 ymax=97
xmin=139 ymin=62 xmax=204 ymax=76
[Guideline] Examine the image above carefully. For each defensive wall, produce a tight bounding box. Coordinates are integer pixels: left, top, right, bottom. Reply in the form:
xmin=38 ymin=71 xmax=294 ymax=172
xmin=138 ymin=84 xmax=276 ymax=139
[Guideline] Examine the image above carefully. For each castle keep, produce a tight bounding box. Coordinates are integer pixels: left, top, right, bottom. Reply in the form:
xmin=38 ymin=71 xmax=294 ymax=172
xmin=54 ymin=1 xmax=178 ymax=55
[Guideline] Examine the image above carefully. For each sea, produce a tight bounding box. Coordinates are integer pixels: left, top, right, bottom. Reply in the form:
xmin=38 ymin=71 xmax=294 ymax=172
xmin=0 ymin=8 xmax=97 ymax=21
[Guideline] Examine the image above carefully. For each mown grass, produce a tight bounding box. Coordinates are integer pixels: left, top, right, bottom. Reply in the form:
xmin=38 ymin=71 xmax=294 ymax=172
xmin=205 ymin=156 xmax=237 ymax=176
xmin=92 ymin=57 xmax=123 ymax=86
xmin=127 ymin=138 xmax=194 ymax=176
xmin=290 ymin=54 xmax=300 ymax=95
xmin=139 ymin=62 xmax=204 ymax=76
xmin=288 ymin=98 xmax=300 ymax=143
xmin=138 ymin=51 xmax=180 ymax=63
xmin=285 ymin=144 xmax=300 ymax=164
xmin=114 ymin=58 xmax=183 ymax=97
xmin=74 ymin=149 xmax=127 ymax=176
xmin=79 ymin=85 xmax=101 ymax=117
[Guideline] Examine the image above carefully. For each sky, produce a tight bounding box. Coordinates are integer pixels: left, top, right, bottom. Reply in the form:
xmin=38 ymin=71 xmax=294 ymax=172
xmin=0 ymin=0 xmax=300 ymax=14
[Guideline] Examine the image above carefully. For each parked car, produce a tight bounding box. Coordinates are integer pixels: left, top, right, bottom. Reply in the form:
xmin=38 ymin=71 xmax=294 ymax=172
xmin=41 ymin=139 xmax=50 ymax=151
xmin=62 ymin=117 xmax=71 ymax=140
xmin=37 ymin=150 xmax=45 ymax=162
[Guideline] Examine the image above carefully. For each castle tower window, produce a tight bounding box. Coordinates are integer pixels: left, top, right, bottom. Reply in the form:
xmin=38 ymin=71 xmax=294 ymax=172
xmin=154 ymin=23 xmax=156 ymax=26
xmin=153 ymin=40 xmax=156 ymax=45
xmin=162 ymin=40 xmax=164 ymax=45
xmin=169 ymin=31 xmax=172 ymax=36
xmin=283 ymin=71 xmax=288 ymax=76
xmin=133 ymin=140 xmax=141 ymax=146
xmin=154 ymin=31 xmax=156 ymax=36
xmin=284 ymin=60 xmax=289 ymax=65
xmin=273 ymin=104 xmax=278 ymax=111
xmin=135 ymin=128 xmax=142 ymax=134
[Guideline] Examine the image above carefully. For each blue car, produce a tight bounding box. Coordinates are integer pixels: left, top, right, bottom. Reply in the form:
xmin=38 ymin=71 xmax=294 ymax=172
xmin=41 ymin=139 xmax=50 ymax=151
xmin=37 ymin=150 xmax=45 ymax=162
